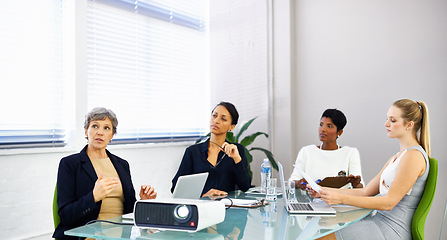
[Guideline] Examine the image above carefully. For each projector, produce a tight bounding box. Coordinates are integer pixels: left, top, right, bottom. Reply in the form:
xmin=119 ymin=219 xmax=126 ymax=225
xmin=133 ymin=198 xmax=226 ymax=232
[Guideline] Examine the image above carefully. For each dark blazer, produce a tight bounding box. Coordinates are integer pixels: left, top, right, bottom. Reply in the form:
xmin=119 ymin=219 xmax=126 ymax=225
xmin=52 ymin=145 xmax=137 ymax=240
xmin=171 ymin=140 xmax=251 ymax=195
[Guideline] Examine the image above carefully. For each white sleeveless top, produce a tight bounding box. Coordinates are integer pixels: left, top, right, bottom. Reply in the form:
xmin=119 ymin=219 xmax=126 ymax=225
xmin=379 ymin=148 xmax=415 ymax=196
xmin=336 ymin=145 xmax=429 ymax=240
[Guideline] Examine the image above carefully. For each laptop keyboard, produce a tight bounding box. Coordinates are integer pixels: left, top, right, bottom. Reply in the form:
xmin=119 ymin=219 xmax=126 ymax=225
xmin=290 ymin=203 xmax=314 ymax=211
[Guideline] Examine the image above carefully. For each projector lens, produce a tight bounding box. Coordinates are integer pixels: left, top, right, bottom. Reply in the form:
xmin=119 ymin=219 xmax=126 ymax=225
xmin=174 ymin=205 xmax=191 ymax=222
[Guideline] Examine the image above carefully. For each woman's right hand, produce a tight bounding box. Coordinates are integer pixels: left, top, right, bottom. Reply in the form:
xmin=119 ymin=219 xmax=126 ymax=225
xmin=296 ymin=178 xmax=308 ymax=190
xmin=319 ymin=188 xmax=345 ymax=205
xmin=93 ymin=172 xmax=120 ymax=202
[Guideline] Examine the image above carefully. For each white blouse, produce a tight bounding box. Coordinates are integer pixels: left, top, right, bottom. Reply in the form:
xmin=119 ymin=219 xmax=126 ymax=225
xmin=289 ymin=145 xmax=364 ymax=188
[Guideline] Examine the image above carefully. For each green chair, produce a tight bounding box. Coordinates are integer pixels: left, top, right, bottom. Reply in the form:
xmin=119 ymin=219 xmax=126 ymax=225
xmin=411 ymin=157 xmax=438 ymax=240
xmin=53 ymin=184 xmax=60 ymax=230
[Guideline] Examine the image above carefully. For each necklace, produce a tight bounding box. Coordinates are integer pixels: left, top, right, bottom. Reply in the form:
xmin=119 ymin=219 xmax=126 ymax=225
xmin=210 ymin=140 xmax=224 ymax=150
xmin=320 ymin=143 xmax=340 ymax=150
xmin=208 ymin=140 xmax=226 ymax=166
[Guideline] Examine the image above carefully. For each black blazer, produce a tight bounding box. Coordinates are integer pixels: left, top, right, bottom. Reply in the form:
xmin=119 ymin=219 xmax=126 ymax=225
xmin=52 ymin=145 xmax=137 ymax=240
xmin=171 ymin=140 xmax=251 ymax=195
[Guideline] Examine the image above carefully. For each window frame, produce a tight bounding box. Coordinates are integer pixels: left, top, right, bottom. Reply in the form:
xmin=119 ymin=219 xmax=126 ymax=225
xmin=0 ymin=0 xmax=210 ymax=153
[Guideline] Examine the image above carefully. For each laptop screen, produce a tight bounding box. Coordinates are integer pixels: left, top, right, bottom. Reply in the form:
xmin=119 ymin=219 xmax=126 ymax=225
xmin=278 ymin=161 xmax=290 ymax=206
xmin=172 ymin=172 xmax=209 ymax=199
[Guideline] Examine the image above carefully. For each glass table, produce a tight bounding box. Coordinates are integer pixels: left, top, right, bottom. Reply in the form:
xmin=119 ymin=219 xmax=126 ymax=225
xmin=65 ymin=191 xmax=373 ymax=240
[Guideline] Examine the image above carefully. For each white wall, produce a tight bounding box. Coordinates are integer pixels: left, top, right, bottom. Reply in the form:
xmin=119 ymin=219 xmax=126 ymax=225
xmin=271 ymin=0 xmax=295 ymax=179
xmin=273 ymin=0 xmax=447 ymax=239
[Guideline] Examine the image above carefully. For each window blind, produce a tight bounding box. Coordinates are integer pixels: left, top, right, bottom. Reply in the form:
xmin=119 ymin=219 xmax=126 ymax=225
xmin=86 ymin=0 xmax=210 ymax=144
xmin=0 ymin=0 xmax=66 ymax=149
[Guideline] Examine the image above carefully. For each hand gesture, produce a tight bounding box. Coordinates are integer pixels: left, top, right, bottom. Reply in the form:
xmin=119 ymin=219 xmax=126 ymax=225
xmin=93 ymin=172 xmax=120 ymax=202
xmin=202 ymin=188 xmax=228 ymax=198
xmin=296 ymin=178 xmax=308 ymax=190
xmin=140 ymin=185 xmax=157 ymax=200
xmin=348 ymin=175 xmax=363 ymax=188
xmin=319 ymin=188 xmax=343 ymax=205
xmin=221 ymin=142 xmax=242 ymax=163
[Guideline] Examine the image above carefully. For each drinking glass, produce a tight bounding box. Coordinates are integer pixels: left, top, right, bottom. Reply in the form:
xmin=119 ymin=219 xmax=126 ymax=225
xmin=286 ymin=180 xmax=296 ymax=203
xmin=266 ymin=178 xmax=277 ymax=201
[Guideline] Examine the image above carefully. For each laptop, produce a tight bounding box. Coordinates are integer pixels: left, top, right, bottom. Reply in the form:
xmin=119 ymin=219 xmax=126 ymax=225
xmin=172 ymin=172 xmax=209 ymax=199
xmin=278 ymin=161 xmax=336 ymax=215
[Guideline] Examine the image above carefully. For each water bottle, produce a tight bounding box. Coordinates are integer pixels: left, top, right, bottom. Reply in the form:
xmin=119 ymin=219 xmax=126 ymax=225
xmin=260 ymin=158 xmax=272 ymax=193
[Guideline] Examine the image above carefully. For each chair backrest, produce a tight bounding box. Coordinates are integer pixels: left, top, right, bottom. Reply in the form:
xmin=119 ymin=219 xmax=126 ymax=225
xmin=412 ymin=157 xmax=438 ymax=240
xmin=53 ymin=184 xmax=60 ymax=229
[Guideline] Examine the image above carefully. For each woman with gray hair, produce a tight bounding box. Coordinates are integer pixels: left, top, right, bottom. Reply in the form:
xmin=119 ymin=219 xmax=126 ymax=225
xmin=53 ymin=107 xmax=157 ymax=240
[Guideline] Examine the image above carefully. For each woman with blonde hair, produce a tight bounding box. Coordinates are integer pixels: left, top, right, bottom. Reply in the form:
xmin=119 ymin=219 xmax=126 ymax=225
xmin=312 ymin=99 xmax=430 ymax=240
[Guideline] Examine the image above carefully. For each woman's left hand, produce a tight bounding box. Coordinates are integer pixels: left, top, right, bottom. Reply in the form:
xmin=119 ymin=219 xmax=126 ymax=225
xmin=319 ymin=188 xmax=343 ymax=205
xmin=348 ymin=175 xmax=363 ymax=188
xmin=202 ymin=188 xmax=228 ymax=198
xmin=221 ymin=142 xmax=242 ymax=164
xmin=140 ymin=185 xmax=157 ymax=200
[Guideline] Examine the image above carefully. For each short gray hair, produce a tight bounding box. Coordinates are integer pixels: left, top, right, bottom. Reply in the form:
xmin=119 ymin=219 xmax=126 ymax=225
xmin=84 ymin=107 xmax=118 ymax=134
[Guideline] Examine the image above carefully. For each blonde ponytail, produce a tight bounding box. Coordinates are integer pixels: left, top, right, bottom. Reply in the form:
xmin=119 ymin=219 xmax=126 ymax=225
xmin=418 ymin=101 xmax=430 ymax=157
xmin=393 ymin=99 xmax=431 ymax=157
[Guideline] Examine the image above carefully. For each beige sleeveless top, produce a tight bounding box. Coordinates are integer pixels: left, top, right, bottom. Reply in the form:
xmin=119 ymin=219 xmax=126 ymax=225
xmin=91 ymin=157 xmax=124 ymax=220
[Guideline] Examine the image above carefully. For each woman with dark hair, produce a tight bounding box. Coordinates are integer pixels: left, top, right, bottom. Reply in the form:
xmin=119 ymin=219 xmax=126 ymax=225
xmin=171 ymin=102 xmax=251 ymax=197
xmin=53 ymin=107 xmax=157 ymax=240
xmin=289 ymin=109 xmax=364 ymax=189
